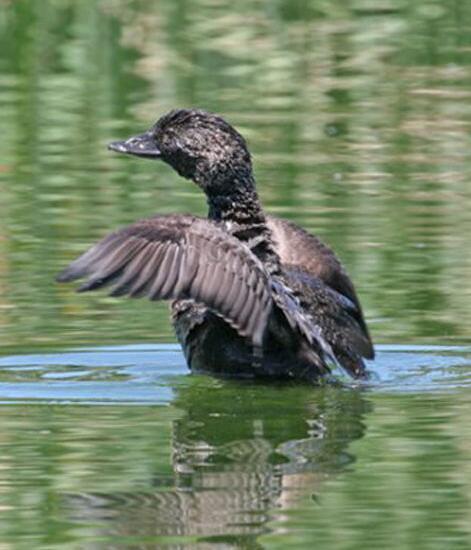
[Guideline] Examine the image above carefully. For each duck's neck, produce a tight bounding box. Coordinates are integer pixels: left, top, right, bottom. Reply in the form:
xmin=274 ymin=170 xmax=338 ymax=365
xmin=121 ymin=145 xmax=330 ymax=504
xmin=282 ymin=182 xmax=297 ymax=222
xmin=206 ymin=177 xmax=280 ymax=273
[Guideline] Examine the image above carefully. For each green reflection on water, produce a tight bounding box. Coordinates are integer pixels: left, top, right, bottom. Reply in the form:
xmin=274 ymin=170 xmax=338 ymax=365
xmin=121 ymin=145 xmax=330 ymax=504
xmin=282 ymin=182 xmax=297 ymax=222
xmin=0 ymin=380 xmax=380 ymax=546
xmin=0 ymin=0 xmax=471 ymax=548
xmin=1 ymin=0 xmax=471 ymax=352
xmin=0 ymin=379 xmax=470 ymax=548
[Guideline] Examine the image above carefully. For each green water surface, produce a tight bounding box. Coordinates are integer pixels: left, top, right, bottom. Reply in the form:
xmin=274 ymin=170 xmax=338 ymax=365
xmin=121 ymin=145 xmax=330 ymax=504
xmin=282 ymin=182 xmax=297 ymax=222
xmin=0 ymin=1 xmax=470 ymax=548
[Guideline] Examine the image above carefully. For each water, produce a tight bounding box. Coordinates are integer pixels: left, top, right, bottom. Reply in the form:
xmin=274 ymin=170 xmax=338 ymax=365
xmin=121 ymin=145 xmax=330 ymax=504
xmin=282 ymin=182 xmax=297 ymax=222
xmin=1 ymin=0 xmax=471 ymax=547
xmin=0 ymin=344 xmax=470 ymax=548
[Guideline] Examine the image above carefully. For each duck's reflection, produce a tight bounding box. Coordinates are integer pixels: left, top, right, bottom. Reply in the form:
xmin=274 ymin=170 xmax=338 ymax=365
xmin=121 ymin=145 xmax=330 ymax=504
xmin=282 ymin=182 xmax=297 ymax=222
xmin=67 ymin=381 xmax=370 ymax=544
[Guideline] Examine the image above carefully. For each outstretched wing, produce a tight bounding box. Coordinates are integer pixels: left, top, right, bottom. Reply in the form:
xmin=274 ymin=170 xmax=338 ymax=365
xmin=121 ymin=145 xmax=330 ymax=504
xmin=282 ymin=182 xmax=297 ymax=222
xmin=57 ymin=214 xmax=272 ymax=347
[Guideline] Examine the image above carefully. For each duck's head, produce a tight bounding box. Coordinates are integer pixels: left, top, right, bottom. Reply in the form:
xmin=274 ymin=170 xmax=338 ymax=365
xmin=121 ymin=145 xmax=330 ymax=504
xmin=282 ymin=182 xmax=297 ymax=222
xmin=108 ymin=109 xmax=253 ymax=193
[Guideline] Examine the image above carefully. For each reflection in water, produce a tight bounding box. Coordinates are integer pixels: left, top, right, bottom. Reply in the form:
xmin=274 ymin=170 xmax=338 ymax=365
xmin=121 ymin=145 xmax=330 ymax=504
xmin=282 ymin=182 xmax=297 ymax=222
xmin=1 ymin=0 xmax=471 ymax=547
xmin=65 ymin=383 xmax=369 ymax=544
xmin=0 ymin=347 xmax=469 ymax=547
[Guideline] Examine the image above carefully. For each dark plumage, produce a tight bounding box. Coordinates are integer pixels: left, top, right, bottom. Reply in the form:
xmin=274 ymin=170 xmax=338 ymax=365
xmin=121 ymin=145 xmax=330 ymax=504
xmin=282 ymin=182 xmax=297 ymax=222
xmin=57 ymin=109 xmax=374 ymax=382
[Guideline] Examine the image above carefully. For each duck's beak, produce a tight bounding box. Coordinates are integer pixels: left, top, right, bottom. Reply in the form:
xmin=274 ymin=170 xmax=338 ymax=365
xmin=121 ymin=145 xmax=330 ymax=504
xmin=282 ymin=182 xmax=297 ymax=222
xmin=108 ymin=131 xmax=161 ymax=159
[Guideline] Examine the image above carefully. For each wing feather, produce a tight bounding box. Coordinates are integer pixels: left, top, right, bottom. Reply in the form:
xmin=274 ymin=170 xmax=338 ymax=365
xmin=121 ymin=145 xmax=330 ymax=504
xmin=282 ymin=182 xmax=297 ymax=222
xmin=160 ymin=245 xmax=181 ymax=299
xmin=57 ymin=215 xmax=273 ymax=347
xmin=129 ymin=243 xmax=165 ymax=297
xmin=267 ymin=215 xmax=374 ymax=359
xmin=148 ymin=245 xmax=174 ymax=299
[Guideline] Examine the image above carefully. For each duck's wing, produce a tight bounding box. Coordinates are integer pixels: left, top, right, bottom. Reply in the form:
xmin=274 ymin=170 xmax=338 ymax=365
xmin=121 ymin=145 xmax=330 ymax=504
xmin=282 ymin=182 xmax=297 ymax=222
xmin=283 ymin=267 xmax=371 ymax=378
xmin=56 ymin=215 xmax=272 ymax=347
xmin=267 ymin=215 xmax=374 ymax=359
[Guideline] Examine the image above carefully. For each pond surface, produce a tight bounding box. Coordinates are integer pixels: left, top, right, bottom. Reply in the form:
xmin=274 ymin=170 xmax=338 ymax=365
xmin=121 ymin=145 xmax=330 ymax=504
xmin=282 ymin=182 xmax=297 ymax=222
xmin=0 ymin=0 xmax=471 ymax=548
xmin=0 ymin=344 xmax=470 ymax=548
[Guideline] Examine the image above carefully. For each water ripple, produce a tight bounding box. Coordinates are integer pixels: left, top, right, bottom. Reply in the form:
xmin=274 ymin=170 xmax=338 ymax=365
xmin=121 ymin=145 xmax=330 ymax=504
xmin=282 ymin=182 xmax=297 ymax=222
xmin=0 ymin=343 xmax=469 ymax=403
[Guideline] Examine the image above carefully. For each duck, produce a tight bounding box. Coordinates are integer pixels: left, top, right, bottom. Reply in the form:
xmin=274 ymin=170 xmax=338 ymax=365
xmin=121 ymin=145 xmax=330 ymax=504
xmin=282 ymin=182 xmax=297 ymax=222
xmin=57 ymin=109 xmax=374 ymax=382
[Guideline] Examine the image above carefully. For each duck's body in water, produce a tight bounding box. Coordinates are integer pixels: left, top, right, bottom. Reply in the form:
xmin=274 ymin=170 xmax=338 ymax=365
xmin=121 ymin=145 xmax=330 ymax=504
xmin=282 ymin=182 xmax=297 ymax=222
xmin=57 ymin=109 xmax=374 ymax=383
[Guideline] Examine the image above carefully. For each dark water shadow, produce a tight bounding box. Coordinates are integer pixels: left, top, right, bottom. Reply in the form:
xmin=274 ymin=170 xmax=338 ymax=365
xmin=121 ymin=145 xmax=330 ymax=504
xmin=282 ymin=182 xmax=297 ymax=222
xmin=63 ymin=380 xmax=370 ymax=547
